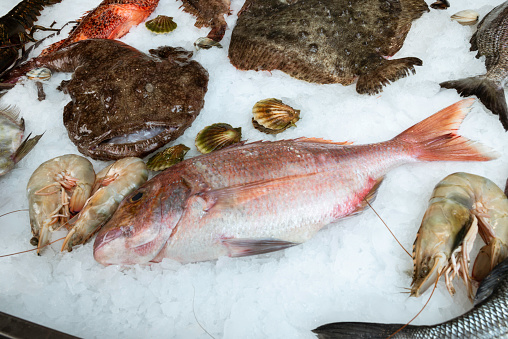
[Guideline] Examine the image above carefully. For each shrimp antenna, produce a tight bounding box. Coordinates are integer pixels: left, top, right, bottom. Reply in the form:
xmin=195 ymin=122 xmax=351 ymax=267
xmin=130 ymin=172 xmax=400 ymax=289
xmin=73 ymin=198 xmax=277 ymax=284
xmin=0 ymin=209 xmax=29 ymax=218
xmin=388 ymin=277 xmax=439 ymax=338
xmin=364 ymin=198 xmax=412 ymax=258
xmin=192 ymin=285 xmax=215 ymax=339
xmin=0 ymin=236 xmax=66 ymax=258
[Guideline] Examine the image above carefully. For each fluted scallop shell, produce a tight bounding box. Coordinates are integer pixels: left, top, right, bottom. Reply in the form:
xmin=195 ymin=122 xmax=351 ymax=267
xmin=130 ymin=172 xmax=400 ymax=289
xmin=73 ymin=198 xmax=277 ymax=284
xmin=145 ymin=15 xmax=177 ymax=34
xmin=26 ymin=67 xmax=52 ymax=81
xmin=146 ymin=144 xmax=190 ymax=171
xmin=451 ymin=10 xmax=479 ymax=26
xmin=252 ymin=98 xmax=300 ymax=134
xmin=194 ymin=37 xmax=223 ymax=50
xmin=195 ymin=123 xmax=242 ymax=154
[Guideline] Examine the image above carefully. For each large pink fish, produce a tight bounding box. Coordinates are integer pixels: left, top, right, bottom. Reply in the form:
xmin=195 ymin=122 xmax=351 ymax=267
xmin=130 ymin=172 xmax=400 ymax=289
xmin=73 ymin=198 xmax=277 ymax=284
xmin=93 ymin=99 xmax=496 ymax=265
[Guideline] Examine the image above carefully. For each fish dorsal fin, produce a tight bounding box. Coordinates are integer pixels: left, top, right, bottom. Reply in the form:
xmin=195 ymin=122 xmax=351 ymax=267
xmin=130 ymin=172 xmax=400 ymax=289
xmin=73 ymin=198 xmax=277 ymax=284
xmin=474 ymin=257 xmax=508 ymax=307
xmin=221 ymin=238 xmax=299 ymax=257
xmin=294 ymin=137 xmax=352 ymax=145
xmin=349 ymin=177 xmax=384 ymax=215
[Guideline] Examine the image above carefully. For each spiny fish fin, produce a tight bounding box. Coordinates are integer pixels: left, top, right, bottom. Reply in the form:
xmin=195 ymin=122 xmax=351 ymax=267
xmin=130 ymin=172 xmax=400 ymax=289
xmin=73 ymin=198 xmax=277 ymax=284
xmin=313 ymin=322 xmax=406 ymax=339
xmin=196 ymin=172 xmax=321 ymax=211
xmin=474 ymin=257 xmax=508 ymax=307
xmin=440 ymin=77 xmax=508 ymax=130
xmin=222 ymin=238 xmax=299 ymax=258
xmin=12 ymin=133 xmax=43 ymax=164
xmin=294 ymin=137 xmax=353 ymax=145
xmin=0 ymin=104 xmax=21 ymax=124
xmin=395 ymin=99 xmax=498 ymax=161
xmin=356 ymin=57 xmax=422 ymax=95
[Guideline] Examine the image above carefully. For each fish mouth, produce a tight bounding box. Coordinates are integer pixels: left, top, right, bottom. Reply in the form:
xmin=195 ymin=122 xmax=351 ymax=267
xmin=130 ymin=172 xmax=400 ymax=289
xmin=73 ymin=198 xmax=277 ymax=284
xmin=86 ymin=123 xmax=179 ymax=160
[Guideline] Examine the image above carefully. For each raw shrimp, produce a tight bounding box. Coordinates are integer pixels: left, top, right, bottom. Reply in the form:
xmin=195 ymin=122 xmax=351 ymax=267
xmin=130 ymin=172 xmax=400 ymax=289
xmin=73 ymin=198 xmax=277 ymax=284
xmin=61 ymin=157 xmax=148 ymax=252
xmin=411 ymin=172 xmax=508 ymax=300
xmin=27 ymin=154 xmax=95 ymax=254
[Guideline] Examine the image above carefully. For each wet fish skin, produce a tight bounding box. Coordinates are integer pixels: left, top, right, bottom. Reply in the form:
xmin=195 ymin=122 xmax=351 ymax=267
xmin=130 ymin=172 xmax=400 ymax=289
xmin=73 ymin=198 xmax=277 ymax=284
xmin=441 ymin=1 xmax=508 ymax=130
xmin=179 ymin=0 xmax=230 ymax=41
xmin=313 ymin=256 xmax=508 ymax=339
xmin=93 ymin=99 xmax=496 ymax=265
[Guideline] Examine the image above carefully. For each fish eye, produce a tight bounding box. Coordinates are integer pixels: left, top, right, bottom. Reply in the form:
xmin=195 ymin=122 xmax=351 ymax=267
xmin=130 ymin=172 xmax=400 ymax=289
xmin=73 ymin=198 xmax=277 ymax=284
xmin=131 ymin=192 xmax=144 ymax=202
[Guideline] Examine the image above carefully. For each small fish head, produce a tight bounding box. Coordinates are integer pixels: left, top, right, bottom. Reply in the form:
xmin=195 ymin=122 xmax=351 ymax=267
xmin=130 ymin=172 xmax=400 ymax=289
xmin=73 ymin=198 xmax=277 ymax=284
xmin=93 ymin=175 xmax=189 ymax=265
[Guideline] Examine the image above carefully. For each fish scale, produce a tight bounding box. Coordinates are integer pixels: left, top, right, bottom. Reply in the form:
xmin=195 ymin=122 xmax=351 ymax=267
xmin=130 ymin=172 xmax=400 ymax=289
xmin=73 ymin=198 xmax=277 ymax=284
xmin=93 ymin=100 xmax=497 ymax=265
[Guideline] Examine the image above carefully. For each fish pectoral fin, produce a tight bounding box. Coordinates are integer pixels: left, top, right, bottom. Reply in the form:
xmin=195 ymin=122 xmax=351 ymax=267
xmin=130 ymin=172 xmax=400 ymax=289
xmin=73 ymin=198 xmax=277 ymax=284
xmin=221 ymin=238 xmax=299 ymax=257
xmin=199 ymin=173 xmax=322 ymax=210
xmin=356 ymin=57 xmax=423 ymax=95
xmin=12 ymin=133 xmax=43 ymax=164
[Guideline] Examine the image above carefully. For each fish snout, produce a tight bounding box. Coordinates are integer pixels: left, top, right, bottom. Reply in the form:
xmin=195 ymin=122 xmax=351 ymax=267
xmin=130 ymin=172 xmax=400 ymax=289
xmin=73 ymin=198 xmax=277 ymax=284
xmin=93 ymin=225 xmax=132 ymax=265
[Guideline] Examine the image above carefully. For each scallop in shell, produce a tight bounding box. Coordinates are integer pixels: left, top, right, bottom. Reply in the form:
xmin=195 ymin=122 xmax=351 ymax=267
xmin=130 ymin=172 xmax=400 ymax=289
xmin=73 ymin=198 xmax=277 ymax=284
xmin=195 ymin=123 xmax=242 ymax=154
xmin=252 ymin=98 xmax=300 ymax=134
xmin=451 ymin=10 xmax=479 ymax=26
xmin=145 ymin=15 xmax=177 ymax=34
xmin=26 ymin=67 xmax=52 ymax=81
xmin=146 ymin=144 xmax=190 ymax=171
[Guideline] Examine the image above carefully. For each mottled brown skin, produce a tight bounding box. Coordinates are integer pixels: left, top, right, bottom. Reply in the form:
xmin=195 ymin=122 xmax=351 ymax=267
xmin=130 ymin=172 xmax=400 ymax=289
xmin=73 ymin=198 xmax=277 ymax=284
xmin=228 ymin=0 xmax=428 ymax=95
xmin=179 ymin=0 xmax=230 ymax=41
xmin=31 ymin=39 xmax=208 ymax=160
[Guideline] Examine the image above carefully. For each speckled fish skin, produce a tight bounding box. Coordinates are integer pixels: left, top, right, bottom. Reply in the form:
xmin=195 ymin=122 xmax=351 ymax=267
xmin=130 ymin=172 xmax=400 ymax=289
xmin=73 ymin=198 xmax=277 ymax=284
xmin=228 ymin=0 xmax=428 ymax=95
xmin=39 ymin=0 xmax=160 ymax=55
xmin=93 ymin=100 xmax=496 ymax=265
xmin=441 ymin=1 xmax=508 ymax=130
xmin=313 ymin=257 xmax=508 ymax=339
xmin=179 ymin=0 xmax=230 ymax=41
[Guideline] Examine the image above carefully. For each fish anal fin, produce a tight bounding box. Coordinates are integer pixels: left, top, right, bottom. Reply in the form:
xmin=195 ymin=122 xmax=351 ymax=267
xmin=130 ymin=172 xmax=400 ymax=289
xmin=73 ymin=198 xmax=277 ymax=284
xmin=350 ymin=177 xmax=384 ymax=215
xmin=356 ymin=57 xmax=422 ymax=95
xmin=222 ymin=238 xmax=299 ymax=257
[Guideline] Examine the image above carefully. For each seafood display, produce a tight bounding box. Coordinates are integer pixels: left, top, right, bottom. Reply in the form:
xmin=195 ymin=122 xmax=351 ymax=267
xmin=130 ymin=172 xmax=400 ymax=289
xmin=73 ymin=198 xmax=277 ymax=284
xmin=195 ymin=123 xmax=242 ymax=154
xmin=27 ymin=154 xmax=95 ymax=254
xmin=411 ymin=172 xmax=508 ymax=300
xmin=441 ymin=1 xmax=508 ymax=130
xmin=0 ymin=0 xmax=62 ymax=74
xmin=179 ymin=0 xmax=230 ymax=42
xmin=313 ymin=256 xmax=508 ymax=339
xmin=16 ymin=39 xmax=209 ymax=160
xmin=39 ymin=0 xmax=160 ymax=55
xmin=252 ymin=98 xmax=300 ymax=134
xmin=228 ymin=0 xmax=428 ymax=95
xmin=61 ymin=157 xmax=147 ymax=251
xmin=93 ymin=100 xmax=496 ymax=265
xmin=0 ymin=105 xmax=41 ymax=176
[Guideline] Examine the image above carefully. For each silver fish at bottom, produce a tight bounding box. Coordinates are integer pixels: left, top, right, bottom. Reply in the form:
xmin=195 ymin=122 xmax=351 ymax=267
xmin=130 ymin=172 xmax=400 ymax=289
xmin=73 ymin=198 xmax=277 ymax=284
xmin=93 ymin=99 xmax=496 ymax=266
xmin=313 ymin=256 xmax=508 ymax=338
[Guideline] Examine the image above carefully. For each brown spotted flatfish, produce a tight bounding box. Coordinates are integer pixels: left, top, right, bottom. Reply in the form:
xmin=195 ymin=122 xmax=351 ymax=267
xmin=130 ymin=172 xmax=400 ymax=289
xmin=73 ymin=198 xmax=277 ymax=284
xmin=228 ymin=0 xmax=429 ymax=95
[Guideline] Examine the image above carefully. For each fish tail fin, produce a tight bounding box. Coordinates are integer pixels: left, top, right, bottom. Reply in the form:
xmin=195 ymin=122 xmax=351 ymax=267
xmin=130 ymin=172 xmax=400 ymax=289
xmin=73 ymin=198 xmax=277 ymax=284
xmin=356 ymin=57 xmax=422 ymax=95
xmin=12 ymin=133 xmax=43 ymax=164
xmin=312 ymin=322 xmax=411 ymax=339
xmin=393 ymin=99 xmax=498 ymax=162
xmin=440 ymin=76 xmax=508 ymax=130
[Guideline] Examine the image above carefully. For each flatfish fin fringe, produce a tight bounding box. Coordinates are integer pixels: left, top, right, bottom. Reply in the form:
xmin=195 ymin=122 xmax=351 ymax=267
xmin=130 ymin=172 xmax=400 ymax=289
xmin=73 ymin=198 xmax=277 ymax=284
xmin=356 ymin=57 xmax=422 ymax=95
xmin=393 ymin=98 xmax=498 ymax=162
xmin=440 ymin=77 xmax=508 ymax=130
xmin=222 ymin=238 xmax=299 ymax=258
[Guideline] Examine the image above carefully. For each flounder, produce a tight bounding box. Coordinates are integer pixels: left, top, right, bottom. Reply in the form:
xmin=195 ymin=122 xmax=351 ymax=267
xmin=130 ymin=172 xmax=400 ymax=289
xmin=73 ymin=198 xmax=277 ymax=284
xmin=228 ymin=0 xmax=429 ymax=95
xmin=179 ymin=0 xmax=231 ymax=42
xmin=23 ymin=39 xmax=209 ymax=160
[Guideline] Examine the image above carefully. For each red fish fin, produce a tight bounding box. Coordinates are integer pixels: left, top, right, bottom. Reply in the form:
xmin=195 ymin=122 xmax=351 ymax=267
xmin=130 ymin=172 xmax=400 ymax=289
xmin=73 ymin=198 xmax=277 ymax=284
xmin=222 ymin=238 xmax=299 ymax=257
xmin=394 ymin=99 xmax=498 ymax=162
xmin=294 ymin=137 xmax=353 ymax=145
xmin=350 ymin=177 xmax=384 ymax=215
xmin=198 ymin=172 xmax=322 ymax=210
